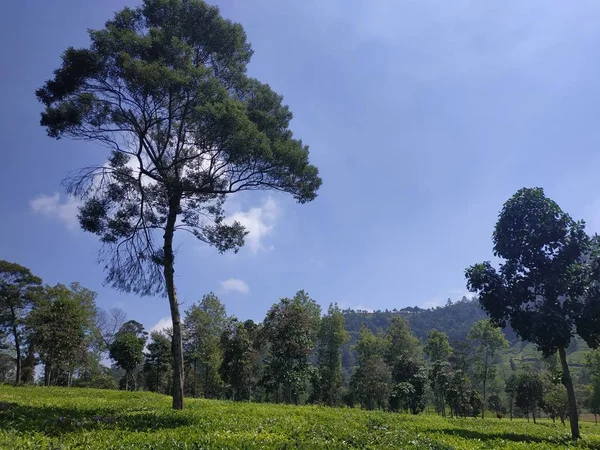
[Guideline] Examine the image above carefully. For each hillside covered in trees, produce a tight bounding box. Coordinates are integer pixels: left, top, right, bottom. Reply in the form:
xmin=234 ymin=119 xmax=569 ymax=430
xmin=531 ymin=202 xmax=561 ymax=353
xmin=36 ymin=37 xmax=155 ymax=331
xmin=340 ymin=298 xmax=589 ymax=380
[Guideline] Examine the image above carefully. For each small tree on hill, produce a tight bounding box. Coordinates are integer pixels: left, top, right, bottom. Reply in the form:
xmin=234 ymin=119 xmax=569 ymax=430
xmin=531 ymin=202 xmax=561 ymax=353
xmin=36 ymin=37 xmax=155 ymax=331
xmin=466 ymin=187 xmax=600 ymax=439
xmin=37 ymin=0 xmax=321 ymax=410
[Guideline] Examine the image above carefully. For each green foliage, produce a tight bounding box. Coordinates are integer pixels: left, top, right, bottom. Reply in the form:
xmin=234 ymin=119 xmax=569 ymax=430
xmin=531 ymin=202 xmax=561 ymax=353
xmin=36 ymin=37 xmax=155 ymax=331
xmin=36 ymin=0 xmax=321 ymax=295
xmin=314 ymin=303 xmax=349 ymax=406
xmin=468 ymin=320 xmax=508 ymax=418
xmin=349 ymin=326 xmax=391 ymax=410
xmin=1 ymin=386 xmax=600 ymax=449
xmin=183 ymin=293 xmax=228 ymax=398
xmin=143 ymin=331 xmax=172 ymax=394
xmin=37 ymin=0 xmax=321 ymax=410
xmin=263 ymin=291 xmax=321 ymax=404
xmin=516 ymin=368 xmax=545 ymax=423
xmin=28 ymin=283 xmax=98 ymax=386
xmin=0 ymin=261 xmax=42 ymax=384
xmin=424 ymin=329 xmax=453 ymax=363
xmin=220 ymin=319 xmax=262 ymax=401
xmin=465 ymin=187 xmax=600 ymax=438
xmin=543 ymin=385 xmax=570 ymax=424
xmin=109 ymin=320 xmax=147 ymax=391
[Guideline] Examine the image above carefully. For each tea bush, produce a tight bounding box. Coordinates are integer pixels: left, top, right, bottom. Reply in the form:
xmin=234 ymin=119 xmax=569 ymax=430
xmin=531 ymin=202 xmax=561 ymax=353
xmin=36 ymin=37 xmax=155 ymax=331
xmin=0 ymin=386 xmax=599 ymax=449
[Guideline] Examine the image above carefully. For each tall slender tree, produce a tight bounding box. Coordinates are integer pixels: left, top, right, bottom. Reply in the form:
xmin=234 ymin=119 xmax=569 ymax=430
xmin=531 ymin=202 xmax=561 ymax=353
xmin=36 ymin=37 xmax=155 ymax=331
xmin=467 ymin=319 xmax=508 ymax=418
xmin=315 ymin=303 xmax=349 ymax=406
xmin=0 ymin=261 xmax=41 ymax=384
xmin=36 ymin=0 xmax=321 ymax=409
xmin=349 ymin=326 xmax=391 ymax=411
xmin=144 ymin=330 xmax=172 ymax=394
xmin=183 ymin=293 xmax=227 ymax=399
xmin=466 ymin=187 xmax=600 ymax=439
xmin=220 ymin=319 xmax=262 ymax=401
xmin=263 ymin=291 xmax=321 ymax=404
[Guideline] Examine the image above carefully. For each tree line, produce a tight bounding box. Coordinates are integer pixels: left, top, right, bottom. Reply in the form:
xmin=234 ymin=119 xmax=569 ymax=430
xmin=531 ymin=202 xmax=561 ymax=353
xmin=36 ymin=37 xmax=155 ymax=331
xmin=2 ymin=264 xmax=600 ymax=430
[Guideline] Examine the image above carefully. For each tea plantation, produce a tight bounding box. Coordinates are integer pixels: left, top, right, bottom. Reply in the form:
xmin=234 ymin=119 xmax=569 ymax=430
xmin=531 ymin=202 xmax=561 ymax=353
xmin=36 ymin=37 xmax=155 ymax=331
xmin=0 ymin=386 xmax=599 ymax=449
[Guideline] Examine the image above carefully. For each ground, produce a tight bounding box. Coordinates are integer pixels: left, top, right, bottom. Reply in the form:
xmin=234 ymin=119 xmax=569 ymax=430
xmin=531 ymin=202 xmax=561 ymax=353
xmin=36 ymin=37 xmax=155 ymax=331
xmin=0 ymin=386 xmax=599 ymax=449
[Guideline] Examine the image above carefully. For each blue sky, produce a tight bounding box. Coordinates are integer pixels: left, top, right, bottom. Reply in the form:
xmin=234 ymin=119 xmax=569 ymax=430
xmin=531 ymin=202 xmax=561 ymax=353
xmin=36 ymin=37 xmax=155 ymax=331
xmin=2 ymin=1 xmax=600 ymax=333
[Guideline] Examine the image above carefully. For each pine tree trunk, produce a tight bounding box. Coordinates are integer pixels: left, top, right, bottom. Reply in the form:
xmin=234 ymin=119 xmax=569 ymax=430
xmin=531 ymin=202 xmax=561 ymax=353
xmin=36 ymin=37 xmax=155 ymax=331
xmin=164 ymin=195 xmax=185 ymax=410
xmin=558 ymin=346 xmax=580 ymax=439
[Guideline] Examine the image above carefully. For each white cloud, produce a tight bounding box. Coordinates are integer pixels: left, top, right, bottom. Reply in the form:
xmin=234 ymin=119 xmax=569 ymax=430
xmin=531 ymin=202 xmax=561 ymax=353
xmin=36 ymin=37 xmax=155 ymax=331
xmin=149 ymin=317 xmax=172 ymax=334
xmin=220 ymin=278 xmax=250 ymax=294
xmin=226 ymin=196 xmax=280 ymax=253
xmin=30 ymin=193 xmax=81 ymax=229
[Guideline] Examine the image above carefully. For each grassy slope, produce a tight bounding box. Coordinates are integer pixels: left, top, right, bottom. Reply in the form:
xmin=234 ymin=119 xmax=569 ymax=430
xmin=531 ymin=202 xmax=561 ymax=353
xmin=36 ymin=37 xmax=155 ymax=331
xmin=0 ymin=387 xmax=599 ymax=449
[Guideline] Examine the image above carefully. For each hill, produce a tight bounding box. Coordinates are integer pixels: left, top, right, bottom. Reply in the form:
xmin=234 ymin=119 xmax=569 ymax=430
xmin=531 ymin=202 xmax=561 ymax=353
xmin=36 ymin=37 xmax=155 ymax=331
xmin=340 ymin=298 xmax=590 ymax=379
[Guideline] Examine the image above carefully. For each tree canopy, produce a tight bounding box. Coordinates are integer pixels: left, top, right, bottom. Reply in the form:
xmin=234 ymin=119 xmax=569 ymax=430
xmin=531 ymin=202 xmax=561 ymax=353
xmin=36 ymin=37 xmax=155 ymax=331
xmin=37 ymin=0 xmax=321 ymax=409
xmin=466 ymin=187 xmax=600 ymax=439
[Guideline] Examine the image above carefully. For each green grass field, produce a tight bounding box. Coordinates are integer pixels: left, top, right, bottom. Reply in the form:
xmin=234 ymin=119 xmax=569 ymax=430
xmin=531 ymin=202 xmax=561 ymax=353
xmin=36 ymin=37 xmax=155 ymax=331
xmin=0 ymin=386 xmax=599 ymax=449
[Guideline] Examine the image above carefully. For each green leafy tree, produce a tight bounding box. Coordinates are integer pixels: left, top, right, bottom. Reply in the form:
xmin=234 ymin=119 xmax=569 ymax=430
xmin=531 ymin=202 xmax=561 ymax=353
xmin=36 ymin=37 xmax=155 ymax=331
xmin=424 ymin=329 xmax=452 ymax=364
xmin=37 ymin=0 xmax=321 ymax=409
xmin=109 ymin=320 xmax=147 ymax=390
xmin=488 ymin=394 xmax=502 ymax=415
xmin=515 ymin=368 xmax=544 ymax=423
xmin=0 ymin=261 xmax=42 ymax=384
xmin=183 ymin=293 xmax=228 ymax=399
xmin=586 ymin=349 xmax=600 ymax=425
xmin=465 ymin=187 xmax=600 ymax=438
xmin=543 ymin=385 xmax=569 ymax=425
xmin=587 ymin=380 xmax=600 ymax=425
xmin=220 ymin=319 xmax=262 ymax=401
xmin=448 ymin=340 xmax=475 ymax=376
xmin=384 ymin=317 xmax=426 ymax=414
xmin=505 ymin=373 xmax=518 ymax=420
xmin=429 ymin=360 xmax=452 ymax=416
xmin=315 ymin=303 xmax=349 ymax=406
xmin=349 ymin=326 xmax=391 ymax=410
xmin=263 ymin=291 xmax=321 ymax=404
xmin=143 ymin=330 xmax=172 ymax=394
xmin=29 ymin=283 xmax=98 ymax=386
xmin=446 ymin=370 xmax=477 ymax=418
xmin=467 ymin=319 xmax=508 ymax=418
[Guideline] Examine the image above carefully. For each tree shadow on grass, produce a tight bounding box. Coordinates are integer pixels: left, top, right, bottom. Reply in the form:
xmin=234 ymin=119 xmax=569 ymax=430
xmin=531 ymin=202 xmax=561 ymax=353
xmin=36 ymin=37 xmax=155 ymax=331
xmin=436 ymin=428 xmax=574 ymax=446
xmin=0 ymin=402 xmax=195 ymax=436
